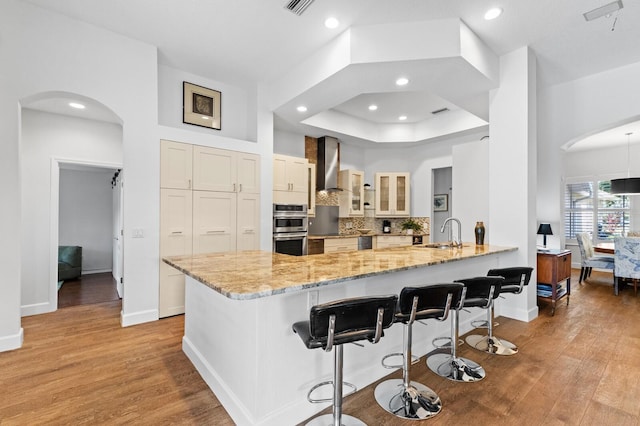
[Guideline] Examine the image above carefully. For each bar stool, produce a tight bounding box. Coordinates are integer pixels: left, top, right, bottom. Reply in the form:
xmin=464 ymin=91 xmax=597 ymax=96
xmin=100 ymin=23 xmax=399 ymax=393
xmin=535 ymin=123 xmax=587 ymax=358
xmin=292 ymin=295 xmax=397 ymax=426
xmin=427 ymin=276 xmax=502 ymax=382
xmin=466 ymin=267 xmax=533 ymax=356
xmin=374 ymin=283 xmax=464 ymax=420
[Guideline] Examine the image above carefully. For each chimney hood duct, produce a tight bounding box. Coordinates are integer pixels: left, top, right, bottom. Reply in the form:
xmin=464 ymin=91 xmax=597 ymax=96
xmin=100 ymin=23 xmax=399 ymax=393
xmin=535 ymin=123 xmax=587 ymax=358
xmin=316 ymin=136 xmax=342 ymax=191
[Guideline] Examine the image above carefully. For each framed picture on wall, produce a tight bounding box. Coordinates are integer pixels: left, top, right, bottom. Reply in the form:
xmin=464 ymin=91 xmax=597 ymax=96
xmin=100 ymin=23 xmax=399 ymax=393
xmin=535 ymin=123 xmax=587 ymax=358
xmin=433 ymin=194 xmax=448 ymax=212
xmin=183 ymin=81 xmax=221 ymax=130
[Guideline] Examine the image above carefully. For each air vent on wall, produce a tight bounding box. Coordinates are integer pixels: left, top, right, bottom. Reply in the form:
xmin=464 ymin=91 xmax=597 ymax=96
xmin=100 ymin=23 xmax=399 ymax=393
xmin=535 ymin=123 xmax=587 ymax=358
xmin=285 ymin=0 xmax=315 ymax=15
xmin=431 ymin=107 xmax=450 ymax=115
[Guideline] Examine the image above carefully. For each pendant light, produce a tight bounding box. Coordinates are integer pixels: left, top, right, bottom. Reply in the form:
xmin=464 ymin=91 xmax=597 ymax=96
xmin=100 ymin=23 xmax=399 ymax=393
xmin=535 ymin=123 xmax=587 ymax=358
xmin=611 ymin=132 xmax=640 ymax=194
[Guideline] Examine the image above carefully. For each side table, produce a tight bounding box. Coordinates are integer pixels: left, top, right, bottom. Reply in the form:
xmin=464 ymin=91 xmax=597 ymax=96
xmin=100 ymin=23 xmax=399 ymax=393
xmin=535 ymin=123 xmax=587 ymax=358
xmin=537 ymin=249 xmax=571 ymax=315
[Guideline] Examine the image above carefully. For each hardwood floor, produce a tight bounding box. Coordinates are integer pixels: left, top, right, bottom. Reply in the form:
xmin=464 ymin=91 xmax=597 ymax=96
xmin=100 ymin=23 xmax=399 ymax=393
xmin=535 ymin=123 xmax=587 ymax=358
xmin=1 ymin=269 xmax=639 ymax=425
xmin=58 ymin=272 xmax=120 ymax=308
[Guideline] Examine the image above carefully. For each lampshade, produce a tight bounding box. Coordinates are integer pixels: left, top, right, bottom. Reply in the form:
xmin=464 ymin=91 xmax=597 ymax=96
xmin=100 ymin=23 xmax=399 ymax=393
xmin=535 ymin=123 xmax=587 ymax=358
xmin=610 ymin=177 xmax=640 ymax=195
xmin=611 ymin=132 xmax=640 ymax=195
xmin=537 ymin=224 xmax=553 ymax=235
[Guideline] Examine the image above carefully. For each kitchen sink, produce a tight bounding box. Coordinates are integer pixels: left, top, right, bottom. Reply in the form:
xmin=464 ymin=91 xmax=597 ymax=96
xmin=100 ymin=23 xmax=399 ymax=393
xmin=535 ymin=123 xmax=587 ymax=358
xmin=420 ymin=242 xmax=467 ymax=249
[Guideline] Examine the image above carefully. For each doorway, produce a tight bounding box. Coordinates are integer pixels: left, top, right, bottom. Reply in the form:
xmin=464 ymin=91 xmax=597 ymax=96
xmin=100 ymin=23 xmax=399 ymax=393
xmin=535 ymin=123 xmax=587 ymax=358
xmin=432 ymin=167 xmax=452 ymax=243
xmin=52 ymin=160 xmax=123 ymax=309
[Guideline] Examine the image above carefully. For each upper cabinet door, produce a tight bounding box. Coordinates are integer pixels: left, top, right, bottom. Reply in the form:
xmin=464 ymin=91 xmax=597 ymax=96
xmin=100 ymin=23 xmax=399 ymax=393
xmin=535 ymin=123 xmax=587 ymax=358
xmin=161 ymin=140 xmax=192 ymax=189
xmin=273 ymin=155 xmax=289 ymax=192
xmin=288 ymin=157 xmax=309 ymax=193
xmin=236 ymin=152 xmax=261 ymax=194
xmin=393 ymin=173 xmax=410 ymax=216
xmin=338 ymin=169 xmax=364 ymax=217
xmin=193 ymin=146 xmax=236 ymax=192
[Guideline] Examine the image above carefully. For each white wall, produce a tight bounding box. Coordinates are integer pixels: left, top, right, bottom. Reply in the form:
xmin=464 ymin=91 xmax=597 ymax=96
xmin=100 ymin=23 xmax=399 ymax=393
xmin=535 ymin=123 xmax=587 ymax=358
xmin=1 ymin=0 xmax=158 ymax=334
xmin=158 ymin=65 xmax=253 ymax=142
xmin=21 ymin=109 xmax=122 ymax=314
xmin=59 ymin=168 xmax=116 ymax=274
xmin=273 ymin=129 xmax=306 ymax=157
xmin=538 ymin=61 xmax=640 ymax=247
xmin=453 ymin=139 xmax=489 ymax=243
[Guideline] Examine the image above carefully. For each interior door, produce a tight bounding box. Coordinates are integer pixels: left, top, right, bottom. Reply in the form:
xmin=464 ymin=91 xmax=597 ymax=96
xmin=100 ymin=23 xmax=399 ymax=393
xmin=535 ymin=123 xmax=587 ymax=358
xmin=112 ymin=170 xmax=124 ymax=298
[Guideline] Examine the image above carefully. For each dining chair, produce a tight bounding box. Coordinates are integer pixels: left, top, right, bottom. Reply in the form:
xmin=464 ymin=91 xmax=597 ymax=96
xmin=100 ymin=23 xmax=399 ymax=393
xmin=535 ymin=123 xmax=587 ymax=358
xmin=576 ymin=233 xmax=614 ymax=284
xmin=614 ymin=237 xmax=640 ymax=296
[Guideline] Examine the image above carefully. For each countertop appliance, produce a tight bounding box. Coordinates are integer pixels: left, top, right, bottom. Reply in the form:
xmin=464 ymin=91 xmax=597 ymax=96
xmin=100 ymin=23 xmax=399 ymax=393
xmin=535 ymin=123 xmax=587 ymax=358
xmin=273 ymin=204 xmax=308 ymax=256
xmin=383 ymin=220 xmax=391 ymax=234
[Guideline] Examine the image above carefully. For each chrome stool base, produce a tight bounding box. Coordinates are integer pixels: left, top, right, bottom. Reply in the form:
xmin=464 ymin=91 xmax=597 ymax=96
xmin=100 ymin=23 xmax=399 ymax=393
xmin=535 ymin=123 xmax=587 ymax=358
xmin=465 ymin=334 xmax=518 ymax=356
xmin=374 ymin=378 xmax=442 ymax=420
xmin=306 ymin=413 xmax=366 ymax=426
xmin=426 ymin=353 xmax=486 ymax=382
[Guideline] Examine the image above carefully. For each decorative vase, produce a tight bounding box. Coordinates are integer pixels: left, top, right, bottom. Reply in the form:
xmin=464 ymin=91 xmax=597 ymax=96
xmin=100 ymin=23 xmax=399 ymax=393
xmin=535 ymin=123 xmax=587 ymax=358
xmin=474 ymin=221 xmax=485 ymax=245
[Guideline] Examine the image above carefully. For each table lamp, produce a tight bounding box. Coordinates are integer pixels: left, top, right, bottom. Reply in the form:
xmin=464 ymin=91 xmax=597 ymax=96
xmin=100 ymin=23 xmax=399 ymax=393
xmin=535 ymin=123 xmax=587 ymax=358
xmin=537 ymin=223 xmax=553 ymax=248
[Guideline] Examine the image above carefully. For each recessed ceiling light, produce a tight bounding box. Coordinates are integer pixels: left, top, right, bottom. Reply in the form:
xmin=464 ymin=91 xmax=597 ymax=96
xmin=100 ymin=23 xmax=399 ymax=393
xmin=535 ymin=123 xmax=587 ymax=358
xmin=398 ymin=115 xmax=407 ymax=121
xmin=69 ymin=102 xmax=85 ymax=109
xmin=368 ymin=104 xmax=378 ymax=111
xmin=324 ymin=17 xmax=339 ymax=29
xmin=484 ymin=7 xmax=503 ymax=20
xmin=297 ymin=105 xmax=308 ymax=112
xmin=395 ymin=77 xmax=409 ymax=86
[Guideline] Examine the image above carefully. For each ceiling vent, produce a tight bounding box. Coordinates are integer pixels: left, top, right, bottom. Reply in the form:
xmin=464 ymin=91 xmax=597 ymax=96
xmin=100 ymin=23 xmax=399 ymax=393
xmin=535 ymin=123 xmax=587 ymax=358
xmin=285 ymin=0 xmax=315 ymax=16
xmin=583 ymin=0 xmax=623 ymax=21
xmin=431 ymin=107 xmax=450 ymax=115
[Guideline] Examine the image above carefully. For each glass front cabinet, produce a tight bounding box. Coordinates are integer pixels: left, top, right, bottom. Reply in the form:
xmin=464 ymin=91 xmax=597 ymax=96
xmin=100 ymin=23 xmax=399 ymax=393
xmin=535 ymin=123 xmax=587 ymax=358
xmin=375 ymin=172 xmax=410 ymax=217
xmin=338 ymin=169 xmax=364 ymax=217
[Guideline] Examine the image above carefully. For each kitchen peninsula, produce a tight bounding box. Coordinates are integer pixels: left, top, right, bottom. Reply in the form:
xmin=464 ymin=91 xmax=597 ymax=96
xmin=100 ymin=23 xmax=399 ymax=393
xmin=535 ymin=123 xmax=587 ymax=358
xmin=164 ymin=244 xmax=517 ymax=425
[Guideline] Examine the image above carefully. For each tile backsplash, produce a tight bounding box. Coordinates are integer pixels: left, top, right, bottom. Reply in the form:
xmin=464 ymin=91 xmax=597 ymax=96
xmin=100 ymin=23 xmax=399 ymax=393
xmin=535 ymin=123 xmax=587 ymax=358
xmin=338 ymin=215 xmax=430 ymax=236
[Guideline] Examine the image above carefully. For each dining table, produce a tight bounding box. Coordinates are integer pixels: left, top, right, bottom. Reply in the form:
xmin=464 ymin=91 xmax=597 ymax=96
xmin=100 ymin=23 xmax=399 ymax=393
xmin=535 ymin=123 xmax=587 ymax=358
xmin=594 ymin=242 xmax=615 ymax=254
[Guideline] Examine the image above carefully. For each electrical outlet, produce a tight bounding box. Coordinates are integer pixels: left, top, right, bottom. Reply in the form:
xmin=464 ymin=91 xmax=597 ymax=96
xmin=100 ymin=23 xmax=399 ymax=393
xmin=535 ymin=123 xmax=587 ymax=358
xmin=346 ymin=222 xmax=352 ymax=229
xmin=132 ymin=228 xmax=144 ymax=238
xmin=307 ymin=290 xmax=319 ymax=309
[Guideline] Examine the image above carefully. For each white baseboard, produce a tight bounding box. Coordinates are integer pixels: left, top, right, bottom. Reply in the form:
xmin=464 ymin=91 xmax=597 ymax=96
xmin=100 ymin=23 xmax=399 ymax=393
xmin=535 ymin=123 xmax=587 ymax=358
xmin=0 ymin=328 xmax=24 ymax=352
xmin=120 ymin=308 xmax=158 ymax=327
xmin=21 ymin=301 xmax=55 ymax=317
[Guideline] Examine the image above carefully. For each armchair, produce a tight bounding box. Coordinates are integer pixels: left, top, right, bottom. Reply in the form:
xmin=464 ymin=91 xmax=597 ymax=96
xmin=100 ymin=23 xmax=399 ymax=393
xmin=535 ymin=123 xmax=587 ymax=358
xmin=58 ymin=246 xmax=82 ymax=281
xmin=614 ymin=237 xmax=640 ymax=296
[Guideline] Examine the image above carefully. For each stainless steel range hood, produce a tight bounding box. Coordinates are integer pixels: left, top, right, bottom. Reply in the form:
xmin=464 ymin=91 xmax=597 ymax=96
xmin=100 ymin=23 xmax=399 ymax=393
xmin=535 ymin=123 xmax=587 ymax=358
xmin=316 ymin=136 xmax=341 ymax=191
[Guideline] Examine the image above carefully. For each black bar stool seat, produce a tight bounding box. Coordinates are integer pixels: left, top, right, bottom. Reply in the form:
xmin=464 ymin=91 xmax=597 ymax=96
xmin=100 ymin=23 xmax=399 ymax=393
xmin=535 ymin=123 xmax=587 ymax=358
xmin=427 ymin=276 xmax=503 ymax=382
xmin=465 ymin=267 xmax=533 ymax=356
xmin=374 ymin=283 xmax=464 ymax=420
xmin=293 ymin=295 xmax=397 ymax=426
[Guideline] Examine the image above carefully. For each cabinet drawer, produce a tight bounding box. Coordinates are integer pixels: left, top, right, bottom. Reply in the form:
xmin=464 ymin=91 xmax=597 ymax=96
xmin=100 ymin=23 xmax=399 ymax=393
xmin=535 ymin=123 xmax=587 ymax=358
xmin=324 ymin=238 xmax=358 ymax=253
xmin=374 ymin=235 xmax=412 ymax=249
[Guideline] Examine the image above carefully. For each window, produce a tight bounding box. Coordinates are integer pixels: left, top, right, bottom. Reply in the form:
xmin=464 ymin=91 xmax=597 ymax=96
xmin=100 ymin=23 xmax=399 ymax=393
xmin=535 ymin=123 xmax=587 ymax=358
xmin=564 ymin=180 xmax=630 ymax=241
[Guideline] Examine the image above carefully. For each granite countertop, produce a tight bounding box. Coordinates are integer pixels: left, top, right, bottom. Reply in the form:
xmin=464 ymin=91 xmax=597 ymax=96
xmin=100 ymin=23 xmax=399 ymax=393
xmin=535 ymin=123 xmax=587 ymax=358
xmin=163 ymin=244 xmax=516 ymax=300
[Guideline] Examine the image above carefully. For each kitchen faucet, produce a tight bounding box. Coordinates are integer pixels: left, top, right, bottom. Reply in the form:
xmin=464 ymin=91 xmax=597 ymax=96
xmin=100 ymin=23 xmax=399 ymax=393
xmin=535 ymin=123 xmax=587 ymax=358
xmin=440 ymin=217 xmax=462 ymax=248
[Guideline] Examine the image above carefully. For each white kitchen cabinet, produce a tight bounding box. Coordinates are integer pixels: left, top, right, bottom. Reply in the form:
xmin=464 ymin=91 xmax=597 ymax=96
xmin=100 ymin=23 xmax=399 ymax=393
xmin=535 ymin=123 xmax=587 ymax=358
xmin=338 ymin=169 xmax=364 ymax=217
xmin=159 ymin=188 xmax=192 ymax=317
xmin=373 ymin=235 xmax=412 ymax=249
xmin=160 ymin=140 xmax=193 ymax=189
xmin=324 ymin=237 xmax=358 ymax=253
xmin=236 ymin=193 xmax=260 ymax=251
xmin=375 ymin=172 xmax=410 ymax=217
xmin=160 ymin=141 xmax=261 ymax=318
xmin=192 ymin=191 xmax=237 ymax=254
xmin=273 ymin=154 xmax=308 ymax=205
xmin=193 ymin=146 xmax=260 ymax=193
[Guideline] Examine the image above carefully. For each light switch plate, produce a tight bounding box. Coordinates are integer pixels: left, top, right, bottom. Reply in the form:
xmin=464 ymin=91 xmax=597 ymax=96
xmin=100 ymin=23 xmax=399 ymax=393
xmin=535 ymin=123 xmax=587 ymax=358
xmin=132 ymin=228 xmax=144 ymax=238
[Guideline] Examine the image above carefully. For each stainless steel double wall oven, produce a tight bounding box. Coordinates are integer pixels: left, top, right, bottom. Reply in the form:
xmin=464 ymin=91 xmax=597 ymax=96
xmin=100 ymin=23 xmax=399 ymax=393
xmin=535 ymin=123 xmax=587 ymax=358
xmin=273 ymin=204 xmax=308 ymax=256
